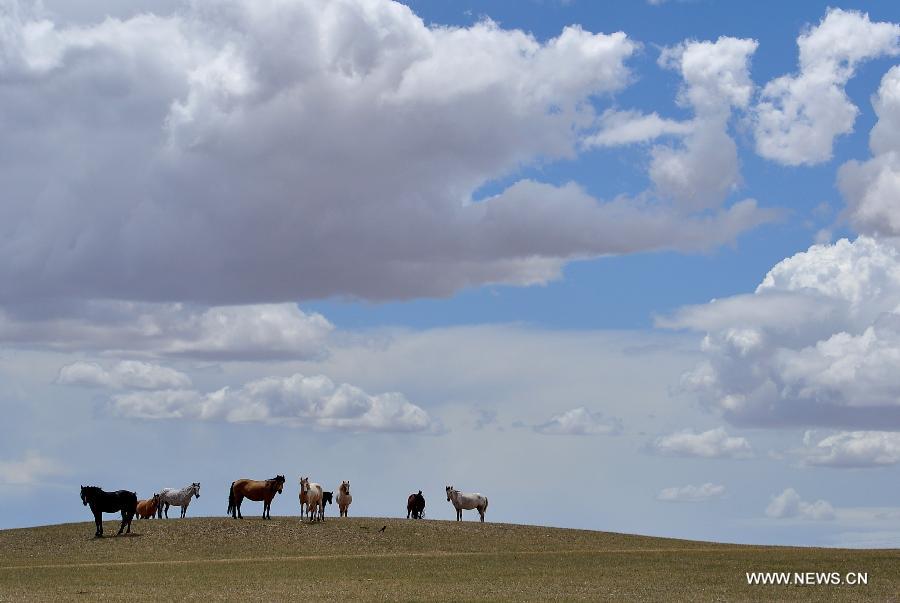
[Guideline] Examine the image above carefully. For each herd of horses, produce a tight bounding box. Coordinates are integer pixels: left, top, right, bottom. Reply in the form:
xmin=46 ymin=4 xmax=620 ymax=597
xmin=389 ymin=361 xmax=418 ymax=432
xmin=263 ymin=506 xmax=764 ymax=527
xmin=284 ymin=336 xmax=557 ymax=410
xmin=78 ymin=478 xmax=488 ymax=537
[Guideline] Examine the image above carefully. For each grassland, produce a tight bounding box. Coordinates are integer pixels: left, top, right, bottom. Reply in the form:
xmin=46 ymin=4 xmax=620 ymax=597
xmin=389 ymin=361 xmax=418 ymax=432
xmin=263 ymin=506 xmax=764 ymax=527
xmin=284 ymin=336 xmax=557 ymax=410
xmin=0 ymin=516 xmax=897 ymax=601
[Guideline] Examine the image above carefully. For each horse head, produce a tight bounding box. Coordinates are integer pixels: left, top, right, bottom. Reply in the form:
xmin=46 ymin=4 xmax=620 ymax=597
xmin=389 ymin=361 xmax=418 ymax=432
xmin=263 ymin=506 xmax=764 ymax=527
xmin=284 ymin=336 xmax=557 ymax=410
xmin=192 ymin=482 xmax=201 ymax=498
xmin=274 ymin=475 xmax=285 ymax=494
xmin=446 ymin=485 xmax=454 ymax=502
xmin=299 ymin=476 xmax=308 ymax=493
xmin=80 ymin=485 xmax=98 ymax=506
xmin=341 ymin=480 xmax=350 ymax=495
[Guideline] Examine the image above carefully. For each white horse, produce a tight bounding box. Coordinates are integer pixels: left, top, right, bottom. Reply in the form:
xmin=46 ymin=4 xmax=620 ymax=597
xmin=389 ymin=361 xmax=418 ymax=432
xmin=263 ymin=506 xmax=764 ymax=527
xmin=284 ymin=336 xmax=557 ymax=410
xmin=300 ymin=477 xmax=324 ymax=522
xmin=446 ymin=485 xmax=488 ymax=522
xmin=157 ymin=482 xmax=200 ymax=518
xmin=337 ymin=480 xmax=352 ymax=517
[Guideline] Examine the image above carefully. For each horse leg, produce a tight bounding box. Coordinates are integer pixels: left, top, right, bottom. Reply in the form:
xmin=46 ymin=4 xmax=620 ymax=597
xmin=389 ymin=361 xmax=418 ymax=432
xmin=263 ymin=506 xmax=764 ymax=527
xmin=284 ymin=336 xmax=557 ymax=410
xmin=94 ymin=509 xmax=102 ymax=537
xmin=182 ymin=501 xmax=188 ymax=518
xmin=479 ymin=507 xmax=485 ymax=523
xmin=237 ymin=496 xmax=244 ymax=519
xmin=117 ymin=511 xmax=126 ymax=536
xmin=263 ymin=499 xmax=269 ymax=520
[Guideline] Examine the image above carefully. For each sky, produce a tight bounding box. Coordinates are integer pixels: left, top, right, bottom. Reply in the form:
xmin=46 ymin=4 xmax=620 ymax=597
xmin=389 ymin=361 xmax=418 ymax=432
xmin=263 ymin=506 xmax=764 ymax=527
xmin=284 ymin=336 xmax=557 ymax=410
xmin=2 ymin=0 xmax=900 ymax=548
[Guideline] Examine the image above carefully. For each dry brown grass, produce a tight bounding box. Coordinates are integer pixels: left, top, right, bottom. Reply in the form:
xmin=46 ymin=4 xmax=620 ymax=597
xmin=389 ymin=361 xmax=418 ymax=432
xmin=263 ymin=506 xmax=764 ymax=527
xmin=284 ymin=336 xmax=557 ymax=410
xmin=0 ymin=517 xmax=897 ymax=601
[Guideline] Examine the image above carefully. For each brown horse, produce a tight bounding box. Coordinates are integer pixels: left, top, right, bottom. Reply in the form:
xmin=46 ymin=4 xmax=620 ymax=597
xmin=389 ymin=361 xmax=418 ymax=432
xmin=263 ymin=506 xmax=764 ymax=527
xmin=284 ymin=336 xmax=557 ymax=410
xmin=407 ymin=490 xmax=425 ymax=519
xmin=136 ymin=494 xmax=160 ymax=519
xmin=228 ymin=476 xmax=285 ymax=519
xmin=299 ymin=485 xmax=308 ymax=518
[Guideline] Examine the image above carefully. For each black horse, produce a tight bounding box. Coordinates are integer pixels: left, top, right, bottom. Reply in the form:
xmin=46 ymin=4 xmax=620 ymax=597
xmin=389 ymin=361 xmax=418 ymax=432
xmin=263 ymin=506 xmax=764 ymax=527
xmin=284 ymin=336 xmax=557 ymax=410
xmin=407 ymin=490 xmax=425 ymax=519
xmin=80 ymin=485 xmax=137 ymax=537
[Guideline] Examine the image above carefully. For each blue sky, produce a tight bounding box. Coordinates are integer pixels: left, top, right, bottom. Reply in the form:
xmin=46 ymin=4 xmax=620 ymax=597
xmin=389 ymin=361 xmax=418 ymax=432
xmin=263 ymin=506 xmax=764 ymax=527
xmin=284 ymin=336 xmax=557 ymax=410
xmin=3 ymin=0 xmax=900 ymax=548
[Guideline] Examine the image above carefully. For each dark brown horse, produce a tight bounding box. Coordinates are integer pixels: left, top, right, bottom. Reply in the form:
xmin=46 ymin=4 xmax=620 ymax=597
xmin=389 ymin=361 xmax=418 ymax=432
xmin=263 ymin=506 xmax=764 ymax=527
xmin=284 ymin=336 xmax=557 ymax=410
xmin=407 ymin=490 xmax=425 ymax=519
xmin=80 ymin=485 xmax=137 ymax=537
xmin=136 ymin=493 xmax=160 ymax=519
xmin=227 ymin=476 xmax=285 ymax=519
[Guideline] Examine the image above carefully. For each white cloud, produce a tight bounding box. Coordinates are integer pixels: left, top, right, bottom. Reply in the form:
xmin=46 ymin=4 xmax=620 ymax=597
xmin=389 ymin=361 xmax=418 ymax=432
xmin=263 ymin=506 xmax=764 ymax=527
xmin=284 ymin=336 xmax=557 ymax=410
xmin=57 ymin=360 xmax=191 ymax=390
xmin=657 ymin=482 xmax=725 ymax=502
xmin=799 ymin=431 xmax=900 ymax=468
xmin=0 ymin=0 xmax=773 ymax=312
xmin=0 ymin=452 xmax=64 ymax=486
xmin=839 ymin=66 xmax=900 ymax=237
xmin=754 ymin=8 xmax=900 ymax=165
xmin=664 ymin=236 xmax=900 ymax=429
xmin=534 ymin=406 xmax=622 ymax=435
xmin=766 ymin=488 xmax=836 ymax=521
xmin=652 ymin=427 xmax=752 ymax=458
xmin=584 ymin=109 xmax=692 ymax=147
xmin=110 ymin=373 xmax=439 ymax=433
xmin=650 ymin=36 xmax=758 ymax=211
xmin=0 ymin=302 xmax=332 ymax=360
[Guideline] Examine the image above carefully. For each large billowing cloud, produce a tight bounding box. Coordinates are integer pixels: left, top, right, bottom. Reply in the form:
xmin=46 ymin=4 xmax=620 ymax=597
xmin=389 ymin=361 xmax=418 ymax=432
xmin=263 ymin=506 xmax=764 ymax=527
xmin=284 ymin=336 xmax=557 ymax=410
xmin=754 ymin=8 xmax=900 ymax=166
xmin=650 ymin=36 xmax=757 ymax=211
xmin=839 ymin=66 xmax=900 ymax=237
xmin=110 ymin=372 xmax=438 ymax=433
xmin=663 ymin=236 xmax=900 ymax=429
xmin=587 ymin=36 xmax=760 ymax=213
xmin=0 ymin=0 xmax=774 ymax=314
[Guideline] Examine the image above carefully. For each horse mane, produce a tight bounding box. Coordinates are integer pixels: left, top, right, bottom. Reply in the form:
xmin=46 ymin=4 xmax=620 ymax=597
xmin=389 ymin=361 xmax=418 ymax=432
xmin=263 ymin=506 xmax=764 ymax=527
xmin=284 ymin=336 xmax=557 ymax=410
xmin=82 ymin=485 xmax=102 ymax=493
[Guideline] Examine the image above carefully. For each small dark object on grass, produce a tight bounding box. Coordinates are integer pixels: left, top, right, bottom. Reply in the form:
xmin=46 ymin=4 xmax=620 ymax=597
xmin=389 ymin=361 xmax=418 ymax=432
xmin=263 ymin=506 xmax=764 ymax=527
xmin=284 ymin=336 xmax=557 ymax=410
xmin=379 ymin=525 xmax=386 ymax=533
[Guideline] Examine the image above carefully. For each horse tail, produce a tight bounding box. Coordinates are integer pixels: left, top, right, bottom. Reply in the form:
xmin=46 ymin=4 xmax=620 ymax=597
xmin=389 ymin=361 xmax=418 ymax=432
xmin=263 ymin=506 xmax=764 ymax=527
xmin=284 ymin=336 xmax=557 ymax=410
xmin=483 ymin=497 xmax=489 ymax=513
xmin=227 ymin=481 xmax=236 ymax=515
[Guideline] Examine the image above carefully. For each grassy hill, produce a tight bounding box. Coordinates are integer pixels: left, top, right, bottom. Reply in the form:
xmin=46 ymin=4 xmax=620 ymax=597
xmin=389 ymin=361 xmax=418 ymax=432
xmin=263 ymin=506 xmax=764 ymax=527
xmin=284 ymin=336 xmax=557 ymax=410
xmin=0 ymin=517 xmax=897 ymax=601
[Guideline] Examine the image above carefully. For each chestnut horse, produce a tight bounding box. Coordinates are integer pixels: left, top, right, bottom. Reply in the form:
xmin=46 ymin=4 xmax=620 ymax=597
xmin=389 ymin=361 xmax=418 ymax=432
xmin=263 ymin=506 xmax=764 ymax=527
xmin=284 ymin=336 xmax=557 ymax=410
xmin=227 ymin=476 xmax=285 ymax=519
xmin=136 ymin=494 xmax=160 ymax=519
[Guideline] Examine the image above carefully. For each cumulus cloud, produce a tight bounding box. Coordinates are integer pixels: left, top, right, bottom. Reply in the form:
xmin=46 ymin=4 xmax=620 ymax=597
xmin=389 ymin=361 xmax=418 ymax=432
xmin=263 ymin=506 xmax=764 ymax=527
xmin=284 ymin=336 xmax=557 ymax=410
xmin=799 ymin=431 xmax=900 ymax=468
xmin=766 ymin=488 xmax=836 ymax=521
xmin=652 ymin=427 xmax=752 ymax=458
xmin=110 ymin=373 xmax=439 ymax=433
xmin=754 ymin=8 xmax=900 ymax=165
xmin=0 ymin=302 xmax=332 ymax=360
xmin=533 ymin=406 xmax=622 ymax=435
xmin=664 ymin=236 xmax=900 ymax=429
xmin=839 ymin=66 xmax=900 ymax=237
xmin=0 ymin=452 xmax=64 ymax=486
xmin=57 ymin=360 xmax=191 ymax=390
xmin=657 ymin=482 xmax=725 ymax=502
xmin=0 ymin=0 xmax=775 ymax=315
xmin=648 ymin=36 xmax=757 ymax=211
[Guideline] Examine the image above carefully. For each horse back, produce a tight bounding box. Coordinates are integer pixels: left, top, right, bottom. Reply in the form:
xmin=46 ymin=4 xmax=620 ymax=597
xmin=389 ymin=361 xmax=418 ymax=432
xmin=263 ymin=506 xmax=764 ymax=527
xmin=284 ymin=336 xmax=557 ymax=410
xmin=233 ymin=479 xmax=270 ymax=502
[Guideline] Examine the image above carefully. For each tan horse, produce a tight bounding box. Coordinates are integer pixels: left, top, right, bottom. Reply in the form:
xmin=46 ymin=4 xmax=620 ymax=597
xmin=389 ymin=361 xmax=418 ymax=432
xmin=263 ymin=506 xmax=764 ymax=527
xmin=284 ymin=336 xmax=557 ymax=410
xmin=337 ymin=480 xmax=352 ymax=517
xmin=228 ymin=475 xmax=285 ymax=520
xmin=136 ymin=494 xmax=160 ymax=519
